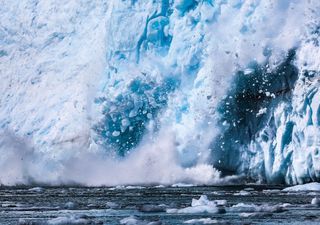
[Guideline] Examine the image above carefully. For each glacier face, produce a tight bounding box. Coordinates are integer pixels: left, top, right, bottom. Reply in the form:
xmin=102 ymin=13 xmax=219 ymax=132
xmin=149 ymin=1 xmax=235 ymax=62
xmin=0 ymin=0 xmax=319 ymax=186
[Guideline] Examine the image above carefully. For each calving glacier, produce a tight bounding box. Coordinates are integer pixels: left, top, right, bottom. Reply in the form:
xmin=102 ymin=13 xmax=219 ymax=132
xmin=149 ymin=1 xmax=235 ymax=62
xmin=0 ymin=0 xmax=319 ymax=186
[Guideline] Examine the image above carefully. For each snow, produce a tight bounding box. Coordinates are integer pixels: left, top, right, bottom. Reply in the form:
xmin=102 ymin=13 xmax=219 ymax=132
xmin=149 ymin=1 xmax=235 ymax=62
xmin=283 ymin=183 xmax=320 ymax=192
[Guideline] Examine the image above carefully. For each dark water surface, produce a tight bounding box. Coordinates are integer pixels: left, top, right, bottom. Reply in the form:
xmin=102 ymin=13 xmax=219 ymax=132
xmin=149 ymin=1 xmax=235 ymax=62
xmin=0 ymin=185 xmax=319 ymax=224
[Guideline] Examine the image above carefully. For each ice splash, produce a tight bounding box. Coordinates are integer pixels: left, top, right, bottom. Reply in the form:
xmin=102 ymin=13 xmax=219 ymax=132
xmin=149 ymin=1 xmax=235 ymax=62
xmin=93 ymin=0 xmax=320 ymax=184
xmin=0 ymin=130 xmax=220 ymax=186
xmin=63 ymin=130 xmax=221 ymax=186
xmin=0 ymin=0 xmax=319 ymax=185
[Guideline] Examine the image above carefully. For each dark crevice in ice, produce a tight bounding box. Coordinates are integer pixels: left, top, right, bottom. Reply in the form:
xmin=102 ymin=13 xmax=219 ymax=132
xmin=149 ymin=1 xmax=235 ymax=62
xmin=212 ymin=49 xmax=299 ymax=178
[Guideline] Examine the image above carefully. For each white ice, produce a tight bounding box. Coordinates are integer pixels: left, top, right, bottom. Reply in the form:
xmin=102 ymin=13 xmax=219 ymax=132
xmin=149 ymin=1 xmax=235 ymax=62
xmin=283 ymin=182 xmax=320 ymax=192
xmin=167 ymin=195 xmax=225 ymax=214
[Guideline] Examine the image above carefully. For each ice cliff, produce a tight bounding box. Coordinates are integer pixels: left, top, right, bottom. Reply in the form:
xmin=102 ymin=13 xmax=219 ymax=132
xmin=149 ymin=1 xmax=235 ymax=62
xmin=0 ymin=0 xmax=319 ymax=185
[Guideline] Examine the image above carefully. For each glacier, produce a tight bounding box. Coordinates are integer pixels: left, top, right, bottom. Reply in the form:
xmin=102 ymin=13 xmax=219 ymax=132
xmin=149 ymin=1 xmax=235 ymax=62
xmin=0 ymin=0 xmax=319 ymax=186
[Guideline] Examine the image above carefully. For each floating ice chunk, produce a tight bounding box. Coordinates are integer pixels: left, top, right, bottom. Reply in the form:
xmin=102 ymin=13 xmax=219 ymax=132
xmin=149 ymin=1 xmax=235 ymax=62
xmin=48 ymin=216 xmax=89 ymax=225
xmin=192 ymin=195 xmax=226 ymax=207
xmin=147 ymin=222 xmax=162 ymax=225
xmin=167 ymin=206 xmax=220 ymax=214
xmin=230 ymin=203 xmax=286 ymax=213
xmin=311 ymin=197 xmax=320 ymax=206
xmin=230 ymin=203 xmax=258 ymax=212
xmin=64 ymin=201 xmax=75 ymax=209
xmin=87 ymin=203 xmax=98 ymax=208
xmin=282 ymin=182 xmax=320 ymax=192
xmin=2 ymin=202 xmax=24 ymax=208
xmin=125 ymin=186 xmax=145 ymax=189
xmin=120 ymin=217 xmax=137 ymax=225
xmin=239 ymin=213 xmax=259 ymax=218
xmin=18 ymin=219 xmax=28 ymax=225
xmin=280 ymin=203 xmax=291 ymax=208
xmin=213 ymin=199 xmax=227 ymax=206
xmin=239 ymin=212 xmax=275 ymax=218
xmin=167 ymin=195 xmax=225 ymax=214
xmin=234 ymin=190 xmax=251 ymax=196
xmin=262 ymin=189 xmax=281 ymax=194
xmin=243 ymin=188 xmax=255 ymax=191
xmin=184 ymin=218 xmax=218 ymax=224
xmin=28 ymin=187 xmax=44 ymax=193
xmin=171 ymin=183 xmax=194 ymax=187
xmin=120 ymin=216 xmax=142 ymax=225
xmin=106 ymin=201 xmax=120 ymax=209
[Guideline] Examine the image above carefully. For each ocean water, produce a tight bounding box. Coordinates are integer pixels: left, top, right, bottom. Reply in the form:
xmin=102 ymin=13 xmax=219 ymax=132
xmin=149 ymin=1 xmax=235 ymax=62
xmin=1 ymin=185 xmax=319 ymax=225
